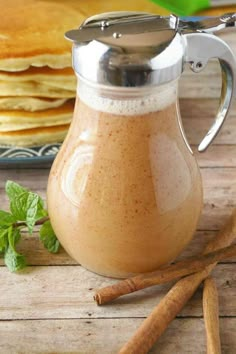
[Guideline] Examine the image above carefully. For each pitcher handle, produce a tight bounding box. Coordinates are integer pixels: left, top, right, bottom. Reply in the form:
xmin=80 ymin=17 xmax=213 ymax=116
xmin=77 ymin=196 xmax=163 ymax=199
xmin=183 ymin=33 xmax=236 ymax=152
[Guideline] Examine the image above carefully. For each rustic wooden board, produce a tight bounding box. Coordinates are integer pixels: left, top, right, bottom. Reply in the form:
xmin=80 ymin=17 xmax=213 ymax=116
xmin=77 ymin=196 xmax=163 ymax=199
xmin=180 ymin=72 xmax=222 ymax=98
xmin=0 ymin=97 xmax=236 ymax=353
xmin=1 ymin=167 xmax=236 ymax=230
xmin=0 ymin=264 xmax=234 ymax=320
xmin=0 ymin=318 xmax=235 ymax=354
xmin=193 ymin=146 xmax=236 ymax=168
xmin=184 ymin=118 xmax=236 ymax=145
xmin=0 ymin=229 xmax=235 ymax=267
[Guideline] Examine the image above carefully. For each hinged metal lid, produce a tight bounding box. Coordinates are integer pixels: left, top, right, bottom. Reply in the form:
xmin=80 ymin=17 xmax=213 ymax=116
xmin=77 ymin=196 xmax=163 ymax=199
xmin=65 ymin=12 xmax=178 ymax=43
xmin=65 ymin=11 xmax=236 ymax=88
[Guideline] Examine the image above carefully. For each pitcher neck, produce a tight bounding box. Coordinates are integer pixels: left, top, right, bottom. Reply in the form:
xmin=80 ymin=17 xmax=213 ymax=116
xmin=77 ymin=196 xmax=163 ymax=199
xmin=77 ymin=77 xmax=179 ymax=116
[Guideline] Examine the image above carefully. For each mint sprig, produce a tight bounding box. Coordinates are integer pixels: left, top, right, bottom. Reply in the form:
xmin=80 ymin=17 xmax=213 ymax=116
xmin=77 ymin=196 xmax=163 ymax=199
xmin=0 ymin=180 xmax=60 ymax=272
xmin=40 ymin=220 xmax=60 ymax=253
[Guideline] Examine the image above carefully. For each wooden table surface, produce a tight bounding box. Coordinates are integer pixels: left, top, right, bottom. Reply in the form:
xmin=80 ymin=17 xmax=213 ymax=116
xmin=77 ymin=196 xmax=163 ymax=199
xmin=0 ymin=98 xmax=236 ymax=353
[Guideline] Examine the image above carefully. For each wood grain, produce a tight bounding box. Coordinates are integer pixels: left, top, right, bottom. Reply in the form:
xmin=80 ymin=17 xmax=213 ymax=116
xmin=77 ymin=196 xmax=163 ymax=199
xmin=0 ymin=96 xmax=236 ymax=352
xmin=0 ymin=264 xmax=235 ymax=320
xmin=0 ymin=230 xmax=233 ymax=267
xmin=1 ymin=168 xmax=236 ymax=230
xmin=180 ymin=71 xmax=222 ymax=98
xmin=184 ymin=118 xmax=236 ymax=145
xmin=0 ymin=318 xmax=235 ymax=354
xmin=180 ymin=98 xmax=236 ymax=119
xmin=193 ymin=146 xmax=236 ymax=168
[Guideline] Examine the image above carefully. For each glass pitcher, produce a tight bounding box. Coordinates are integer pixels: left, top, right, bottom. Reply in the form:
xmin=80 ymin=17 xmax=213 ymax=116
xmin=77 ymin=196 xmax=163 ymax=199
xmin=47 ymin=12 xmax=236 ymax=278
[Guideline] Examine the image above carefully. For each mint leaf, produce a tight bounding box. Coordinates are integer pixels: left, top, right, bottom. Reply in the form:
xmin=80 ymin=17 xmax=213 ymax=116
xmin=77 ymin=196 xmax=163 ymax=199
xmin=2 ymin=181 xmax=56 ymax=272
xmin=8 ymin=225 xmax=21 ymax=249
xmin=6 ymin=180 xmax=47 ymax=228
xmin=5 ymin=180 xmax=27 ymax=201
xmin=9 ymin=192 xmax=28 ymax=221
xmin=0 ymin=210 xmax=15 ymax=227
xmin=8 ymin=188 xmax=46 ymax=233
xmin=4 ymin=226 xmax=25 ymax=272
xmin=40 ymin=220 xmax=60 ymax=253
xmin=4 ymin=247 xmax=26 ymax=272
xmin=35 ymin=195 xmax=48 ymax=220
xmin=25 ymin=193 xmax=47 ymax=233
xmin=0 ymin=228 xmax=8 ymax=252
xmin=26 ymin=193 xmax=39 ymax=234
xmin=10 ymin=228 xmax=21 ymax=248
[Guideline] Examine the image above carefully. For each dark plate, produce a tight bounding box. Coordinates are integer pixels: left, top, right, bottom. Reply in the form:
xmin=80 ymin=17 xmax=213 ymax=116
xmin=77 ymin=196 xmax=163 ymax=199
xmin=0 ymin=143 xmax=61 ymax=168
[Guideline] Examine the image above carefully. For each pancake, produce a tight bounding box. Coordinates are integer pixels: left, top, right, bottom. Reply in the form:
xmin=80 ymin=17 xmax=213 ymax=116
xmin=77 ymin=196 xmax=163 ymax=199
xmin=0 ymin=97 xmax=68 ymax=112
xmin=0 ymin=124 xmax=69 ymax=147
xmin=0 ymin=81 xmax=75 ymax=97
xmin=0 ymin=0 xmax=85 ymax=71
xmin=39 ymin=79 xmax=75 ymax=91
xmin=0 ymin=100 xmax=74 ymax=131
xmin=0 ymin=67 xmax=74 ymax=81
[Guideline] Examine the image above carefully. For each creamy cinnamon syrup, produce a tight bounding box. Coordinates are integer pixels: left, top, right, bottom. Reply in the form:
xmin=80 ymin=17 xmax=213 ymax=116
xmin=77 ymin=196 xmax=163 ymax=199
xmin=47 ymin=81 xmax=202 ymax=278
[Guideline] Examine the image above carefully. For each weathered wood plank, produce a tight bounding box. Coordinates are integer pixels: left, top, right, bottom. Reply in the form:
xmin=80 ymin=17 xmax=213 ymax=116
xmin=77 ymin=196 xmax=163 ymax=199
xmin=200 ymin=168 xmax=236 ymax=229
xmin=8 ymin=234 xmax=76 ymax=266
xmin=1 ymin=167 xmax=236 ymax=230
xmin=0 ymin=229 xmax=235 ymax=267
xmin=180 ymin=99 xmax=236 ymax=146
xmin=181 ymin=98 xmax=236 ymax=146
xmin=180 ymin=98 xmax=235 ymax=119
xmin=0 ymin=317 xmax=235 ymax=354
xmin=0 ymin=231 xmax=214 ymax=265
xmin=183 ymin=117 xmax=236 ymax=145
xmin=0 ymin=264 xmax=234 ymax=319
xmin=180 ymin=70 xmax=222 ymax=98
xmin=194 ymin=145 xmax=236 ymax=168
xmin=0 ymin=169 xmax=49 ymax=190
xmin=0 ymin=170 xmax=235 ymax=230
xmin=180 ymin=99 xmax=236 ymax=145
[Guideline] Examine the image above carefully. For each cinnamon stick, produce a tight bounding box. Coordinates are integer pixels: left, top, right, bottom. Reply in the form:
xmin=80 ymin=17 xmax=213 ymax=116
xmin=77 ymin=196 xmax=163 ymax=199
xmin=118 ymin=209 xmax=236 ymax=354
xmin=203 ymin=277 xmax=221 ymax=354
xmin=94 ymin=244 xmax=236 ymax=305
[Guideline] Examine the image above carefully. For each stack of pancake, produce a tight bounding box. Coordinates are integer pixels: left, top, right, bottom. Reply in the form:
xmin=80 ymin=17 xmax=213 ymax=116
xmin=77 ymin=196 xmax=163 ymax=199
xmin=0 ymin=0 xmax=84 ymax=147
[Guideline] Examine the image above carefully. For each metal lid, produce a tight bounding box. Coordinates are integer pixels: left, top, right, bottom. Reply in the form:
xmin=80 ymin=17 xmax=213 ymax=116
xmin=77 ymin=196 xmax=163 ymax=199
xmin=65 ymin=11 xmax=236 ymax=87
xmin=65 ymin=12 xmax=184 ymax=87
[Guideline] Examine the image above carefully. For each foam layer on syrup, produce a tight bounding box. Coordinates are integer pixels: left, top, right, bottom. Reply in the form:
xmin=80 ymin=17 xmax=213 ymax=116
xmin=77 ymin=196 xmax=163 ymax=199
xmin=78 ymin=80 xmax=178 ymax=116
